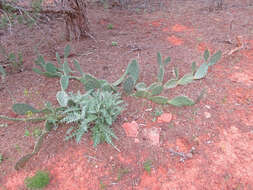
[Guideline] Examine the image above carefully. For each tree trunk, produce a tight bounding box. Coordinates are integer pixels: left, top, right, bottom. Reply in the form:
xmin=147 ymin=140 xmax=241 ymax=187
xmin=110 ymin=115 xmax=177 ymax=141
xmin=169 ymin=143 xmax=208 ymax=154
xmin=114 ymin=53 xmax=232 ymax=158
xmin=62 ymin=0 xmax=90 ymax=41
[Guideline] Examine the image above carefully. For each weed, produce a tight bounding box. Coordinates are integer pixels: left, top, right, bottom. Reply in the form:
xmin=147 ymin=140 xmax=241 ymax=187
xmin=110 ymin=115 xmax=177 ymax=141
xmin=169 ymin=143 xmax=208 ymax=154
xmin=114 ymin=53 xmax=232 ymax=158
xmin=221 ymin=96 xmax=227 ymax=104
xmin=152 ymin=107 xmax=163 ymax=121
xmin=111 ymin=41 xmax=118 ymax=46
xmin=32 ymin=128 xmax=42 ymax=137
xmin=24 ymin=89 xmax=30 ymax=97
xmin=8 ymin=52 xmax=23 ymax=72
xmin=24 ymin=129 xmax=30 ymax=137
xmin=99 ymin=180 xmax=107 ymax=190
xmin=59 ymin=90 xmax=124 ymax=149
xmin=0 ymin=65 xmax=6 ymax=81
xmin=143 ymin=160 xmax=153 ymax=174
xmin=25 ymin=170 xmax=50 ymax=189
xmin=116 ymin=168 xmax=129 ymax=181
xmin=107 ymin=23 xmax=113 ymax=30
xmin=0 ymin=154 xmax=3 ymax=164
xmin=15 ymin=144 xmax=21 ymax=152
xmin=0 ymin=47 xmax=23 ymax=73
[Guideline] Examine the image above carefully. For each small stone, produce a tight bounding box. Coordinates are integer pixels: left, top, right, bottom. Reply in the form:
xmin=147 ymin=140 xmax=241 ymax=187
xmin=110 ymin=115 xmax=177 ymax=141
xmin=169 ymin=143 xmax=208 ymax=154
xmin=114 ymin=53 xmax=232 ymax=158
xmin=167 ymin=35 xmax=184 ymax=46
xmin=122 ymin=121 xmax=139 ymax=137
xmin=205 ymin=105 xmax=211 ymax=109
xmin=204 ymin=112 xmax=211 ymax=119
xmin=172 ymin=24 xmax=189 ymax=32
xmin=157 ymin=113 xmax=172 ymax=123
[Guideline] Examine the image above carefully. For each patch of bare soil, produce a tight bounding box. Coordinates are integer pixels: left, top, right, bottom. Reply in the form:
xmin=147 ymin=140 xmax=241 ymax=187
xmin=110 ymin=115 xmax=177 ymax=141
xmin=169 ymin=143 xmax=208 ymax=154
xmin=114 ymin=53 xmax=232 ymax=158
xmin=1 ymin=0 xmax=253 ymax=189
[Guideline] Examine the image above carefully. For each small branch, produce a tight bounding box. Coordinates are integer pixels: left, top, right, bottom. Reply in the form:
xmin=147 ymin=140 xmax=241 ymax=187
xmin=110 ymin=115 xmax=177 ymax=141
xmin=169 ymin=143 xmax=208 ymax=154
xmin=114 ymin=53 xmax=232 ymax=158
xmin=224 ymin=35 xmax=245 ymax=57
xmin=169 ymin=148 xmax=192 ymax=162
xmin=84 ymin=155 xmax=102 ymax=162
xmin=1 ymin=9 xmax=12 ymax=33
xmin=0 ymin=115 xmax=46 ymax=122
xmin=15 ymin=130 xmax=49 ymax=170
xmin=69 ymin=75 xmax=81 ymax=81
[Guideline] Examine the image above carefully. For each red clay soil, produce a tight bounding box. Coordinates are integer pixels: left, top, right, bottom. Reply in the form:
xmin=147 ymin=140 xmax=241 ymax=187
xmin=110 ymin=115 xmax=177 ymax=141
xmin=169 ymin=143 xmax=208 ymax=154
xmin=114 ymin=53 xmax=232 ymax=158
xmin=1 ymin=0 xmax=253 ymax=189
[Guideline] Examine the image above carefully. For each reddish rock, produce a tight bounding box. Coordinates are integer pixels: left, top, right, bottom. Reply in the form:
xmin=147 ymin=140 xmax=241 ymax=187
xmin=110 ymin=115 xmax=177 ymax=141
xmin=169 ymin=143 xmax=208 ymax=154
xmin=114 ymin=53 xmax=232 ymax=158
xmin=167 ymin=35 xmax=184 ymax=46
xmin=162 ymin=27 xmax=170 ymax=32
xmin=197 ymin=42 xmax=213 ymax=53
xmin=172 ymin=24 xmax=189 ymax=32
xmin=151 ymin=20 xmax=162 ymax=27
xmin=157 ymin=113 xmax=172 ymax=123
xmin=122 ymin=121 xmax=139 ymax=137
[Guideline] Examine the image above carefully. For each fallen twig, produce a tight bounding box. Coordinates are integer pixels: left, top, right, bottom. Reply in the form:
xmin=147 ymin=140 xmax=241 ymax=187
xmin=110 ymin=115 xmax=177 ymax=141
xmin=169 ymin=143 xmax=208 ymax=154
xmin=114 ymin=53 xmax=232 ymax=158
xmin=224 ymin=35 xmax=245 ymax=57
xmin=169 ymin=148 xmax=193 ymax=162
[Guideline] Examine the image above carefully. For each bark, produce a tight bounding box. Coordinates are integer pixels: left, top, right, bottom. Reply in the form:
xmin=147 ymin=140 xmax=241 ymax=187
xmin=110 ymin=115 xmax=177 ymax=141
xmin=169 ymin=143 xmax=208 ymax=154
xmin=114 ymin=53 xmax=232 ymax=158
xmin=62 ymin=0 xmax=90 ymax=41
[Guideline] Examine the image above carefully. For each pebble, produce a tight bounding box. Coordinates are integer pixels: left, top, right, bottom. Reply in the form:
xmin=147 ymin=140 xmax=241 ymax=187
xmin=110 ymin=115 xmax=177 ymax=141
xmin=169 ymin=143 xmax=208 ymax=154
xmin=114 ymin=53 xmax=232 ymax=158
xmin=204 ymin=112 xmax=211 ymax=118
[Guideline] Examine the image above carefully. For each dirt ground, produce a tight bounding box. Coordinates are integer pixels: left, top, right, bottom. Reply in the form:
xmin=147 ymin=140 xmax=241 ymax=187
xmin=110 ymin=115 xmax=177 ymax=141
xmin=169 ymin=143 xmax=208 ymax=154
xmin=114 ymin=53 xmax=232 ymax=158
xmin=1 ymin=0 xmax=253 ymax=189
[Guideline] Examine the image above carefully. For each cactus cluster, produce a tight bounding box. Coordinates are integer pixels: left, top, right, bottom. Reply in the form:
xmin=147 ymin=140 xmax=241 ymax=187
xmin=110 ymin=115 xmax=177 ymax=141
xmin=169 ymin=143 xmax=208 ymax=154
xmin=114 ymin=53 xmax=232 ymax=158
xmin=0 ymin=45 xmax=222 ymax=170
xmin=132 ymin=50 xmax=221 ymax=105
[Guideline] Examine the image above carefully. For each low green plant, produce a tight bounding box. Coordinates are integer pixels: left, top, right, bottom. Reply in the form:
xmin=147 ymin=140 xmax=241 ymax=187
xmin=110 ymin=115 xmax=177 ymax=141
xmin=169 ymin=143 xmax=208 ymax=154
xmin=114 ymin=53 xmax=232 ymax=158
xmin=152 ymin=107 xmax=163 ymax=117
xmin=58 ymin=90 xmax=124 ymax=150
xmin=24 ymin=129 xmax=30 ymax=137
xmin=0 ymin=47 xmax=23 ymax=72
xmin=99 ymin=180 xmax=107 ymax=190
xmin=8 ymin=52 xmax=23 ymax=71
xmin=107 ymin=23 xmax=113 ymax=29
xmin=25 ymin=170 xmax=50 ymax=189
xmin=116 ymin=167 xmax=129 ymax=181
xmin=143 ymin=160 xmax=153 ymax=174
xmin=0 ymin=154 xmax=3 ymax=164
xmin=32 ymin=128 xmax=42 ymax=137
xmin=15 ymin=144 xmax=21 ymax=152
xmin=0 ymin=65 xmax=6 ymax=81
xmin=24 ymin=89 xmax=29 ymax=96
xmin=152 ymin=107 xmax=163 ymax=121
xmin=111 ymin=41 xmax=118 ymax=46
